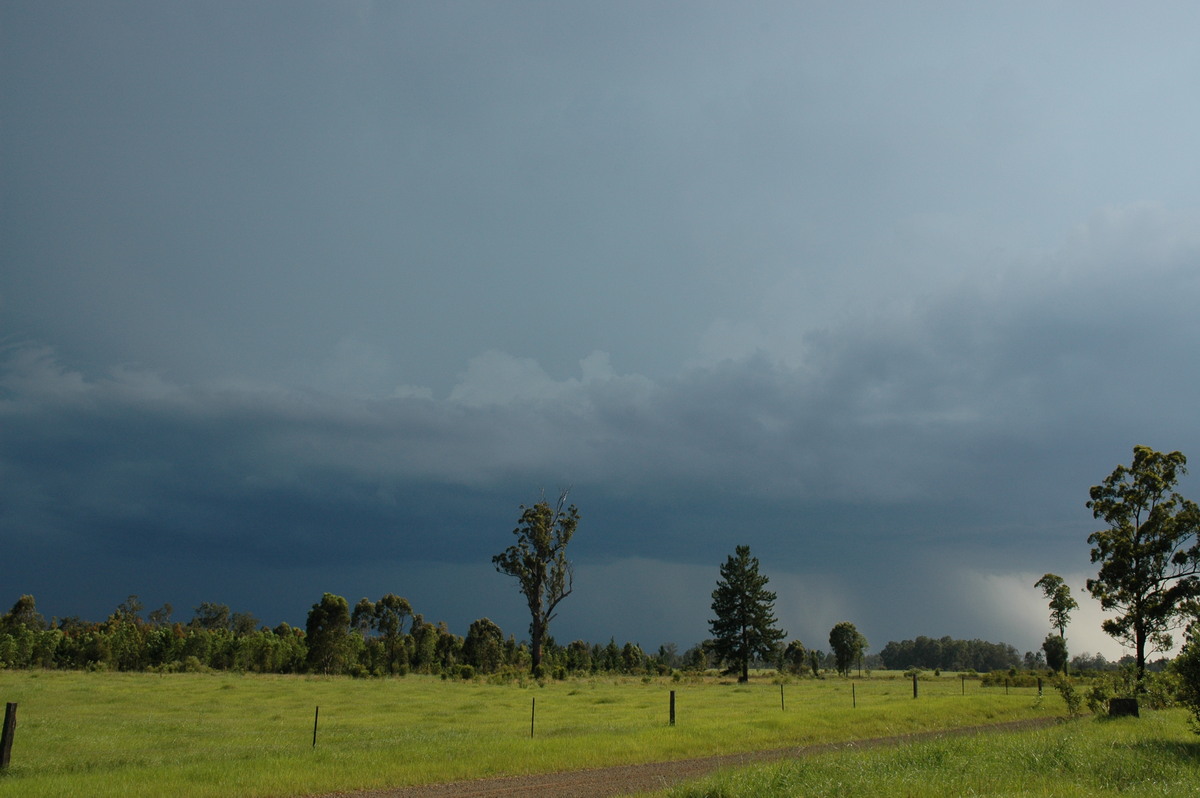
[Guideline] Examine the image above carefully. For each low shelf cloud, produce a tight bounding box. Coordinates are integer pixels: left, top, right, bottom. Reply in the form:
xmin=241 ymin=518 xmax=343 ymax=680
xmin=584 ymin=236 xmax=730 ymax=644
xmin=4 ymin=2 xmax=1199 ymax=661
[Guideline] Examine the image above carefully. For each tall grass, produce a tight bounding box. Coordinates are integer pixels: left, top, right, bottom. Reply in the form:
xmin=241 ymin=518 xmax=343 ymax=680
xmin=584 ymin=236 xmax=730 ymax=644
xmin=656 ymin=711 xmax=1200 ymax=798
xmin=0 ymin=670 xmax=1060 ymax=797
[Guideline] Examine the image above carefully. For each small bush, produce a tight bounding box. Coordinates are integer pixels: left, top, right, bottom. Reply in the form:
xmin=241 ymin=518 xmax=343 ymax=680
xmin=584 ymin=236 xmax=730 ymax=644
xmin=1052 ymin=675 xmax=1084 ymax=718
xmin=1085 ymin=679 xmax=1111 ymax=714
xmin=1142 ymin=670 xmax=1182 ymax=710
xmin=180 ymin=655 xmax=209 ymax=674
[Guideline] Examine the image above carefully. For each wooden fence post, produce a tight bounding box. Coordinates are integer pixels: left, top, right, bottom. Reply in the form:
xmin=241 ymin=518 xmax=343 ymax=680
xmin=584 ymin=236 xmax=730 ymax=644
xmin=0 ymin=703 xmax=16 ymax=769
xmin=530 ymin=697 xmax=536 ymax=738
xmin=852 ymin=682 xmax=856 ymax=708
xmin=669 ymin=690 xmax=676 ymax=726
xmin=312 ymin=706 xmax=319 ymax=748
xmin=912 ymin=672 xmax=918 ymax=699
xmin=780 ymin=683 xmax=784 ymax=712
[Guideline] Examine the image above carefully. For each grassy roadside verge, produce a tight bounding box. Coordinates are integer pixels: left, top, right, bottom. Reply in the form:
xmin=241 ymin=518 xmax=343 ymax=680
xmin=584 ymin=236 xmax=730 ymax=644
xmin=0 ymin=670 xmax=1062 ymax=797
xmin=650 ymin=710 xmax=1200 ymax=798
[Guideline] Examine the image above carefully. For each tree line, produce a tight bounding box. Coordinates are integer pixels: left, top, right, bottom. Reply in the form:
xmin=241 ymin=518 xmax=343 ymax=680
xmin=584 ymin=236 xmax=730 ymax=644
xmin=4 ymin=444 xmax=1198 ymax=716
xmin=878 ymin=636 xmax=1021 ymax=673
xmin=0 ymin=592 xmax=686 ymax=678
xmin=0 ymin=588 xmax=1034 ymax=680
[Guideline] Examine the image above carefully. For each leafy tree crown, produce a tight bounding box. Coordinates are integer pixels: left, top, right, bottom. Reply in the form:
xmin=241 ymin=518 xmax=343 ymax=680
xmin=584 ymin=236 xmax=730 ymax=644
xmin=1086 ymin=446 xmax=1200 ymax=680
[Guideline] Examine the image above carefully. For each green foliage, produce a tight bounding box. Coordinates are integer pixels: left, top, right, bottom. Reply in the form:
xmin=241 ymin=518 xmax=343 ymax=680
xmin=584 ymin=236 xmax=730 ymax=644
xmin=106 ymin=603 xmax=148 ymax=671
xmin=1084 ymin=666 xmax=1182 ymax=714
xmin=0 ymin=602 xmax=301 ymax=674
xmin=709 ymin=545 xmax=787 ymax=683
xmin=1176 ymin=622 xmax=1200 ymax=733
xmin=433 ymin=621 xmax=463 ymax=671
xmin=112 ymin=594 xmax=144 ymax=623
xmin=781 ymin=640 xmax=807 ymax=675
xmin=979 ymin=670 xmax=1042 ymax=688
xmin=0 ymin=626 xmax=60 ymax=669
xmin=622 ymin=641 xmax=647 ymax=674
xmin=828 ymin=621 xmax=867 ymax=676
xmin=1086 ymin=445 xmax=1200 ymax=682
xmin=408 ymin=615 xmax=438 ymax=672
xmin=190 ymin=601 xmax=231 ymax=631
xmin=350 ymin=597 xmax=375 ymax=636
xmin=492 ymin=490 xmax=580 ymax=673
xmin=564 ymin=639 xmax=592 ymax=673
xmin=462 ymin=617 xmax=505 ymax=673
xmin=1051 ymin=675 xmax=1084 ymax=717
xmin=305 ymin=592 xmax=353 ymax=674
xmin=1042 ymin=633 xmax=1069 ymax=673
xmin=1035 ymin=573 xmax=1079 ymax=639
xmin=371 ymin=593 xmax=413 ymax=674
xmin=878 ymin=635 xmax=1020 ymax=671
xmin=1 ymin=594 xmax=45 ymax=632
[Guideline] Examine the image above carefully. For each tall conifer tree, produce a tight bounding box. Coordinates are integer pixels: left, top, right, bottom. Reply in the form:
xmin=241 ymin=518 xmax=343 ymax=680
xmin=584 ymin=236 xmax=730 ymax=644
xmin=709 ymin=545 xmax=786 ymax=682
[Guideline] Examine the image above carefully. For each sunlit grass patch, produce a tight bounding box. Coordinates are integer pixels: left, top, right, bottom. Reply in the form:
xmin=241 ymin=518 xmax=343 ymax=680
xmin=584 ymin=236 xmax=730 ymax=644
xmin=0 ymin=669 xmax=1063 ymax=797
xmin=657 ymin=711 xmax=1200 ymax=798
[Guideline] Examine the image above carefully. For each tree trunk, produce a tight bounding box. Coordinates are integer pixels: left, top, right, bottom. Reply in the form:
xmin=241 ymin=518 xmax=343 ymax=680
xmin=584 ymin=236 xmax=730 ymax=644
xmin=1135 ymin=624 xmax=1147 ymax=689
xmin=739 ymin=625 xmax=749 ymax=682
xmin=530 ymin=617 xmax=543 ymax=674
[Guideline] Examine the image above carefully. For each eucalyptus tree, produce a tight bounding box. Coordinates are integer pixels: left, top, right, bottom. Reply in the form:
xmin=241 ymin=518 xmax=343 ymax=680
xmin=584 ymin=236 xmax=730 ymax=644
xmin=493 ymin=490 xmax=580 ymax=675
xmin=305 ymin=592 xmax=354 ymax=674
xmin=190 ymin=602 xmax=231 ymax=631
xmin=373 ymin=593 xmax=413 ymax=674
xmin=0 ymin=595 xmax=44 ymax=632
xmin=350 ymin=598 xmax=375 ymax=634
xmin=709 ymin=545 xmax=787 ymax=682
xmin=1086 ymin=446 xmax=1200 ymax=683
xmin=1034 ymin=573 xmax=1078 ymax=639
xmin=462 ymin=617 xmax=505 ymax=673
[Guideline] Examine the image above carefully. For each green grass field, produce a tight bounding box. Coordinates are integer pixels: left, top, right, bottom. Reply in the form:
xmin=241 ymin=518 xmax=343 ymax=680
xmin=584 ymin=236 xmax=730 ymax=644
xmin=0 ymin=670 xmax=1071 ymax=797
xmin=653 ymin=710 xmax=1200 ymax=797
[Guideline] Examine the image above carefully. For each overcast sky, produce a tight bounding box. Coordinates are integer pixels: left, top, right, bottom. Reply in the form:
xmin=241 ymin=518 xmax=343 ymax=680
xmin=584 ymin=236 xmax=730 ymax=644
xmin=4 ymin=2 xmax=1200 ymax=661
